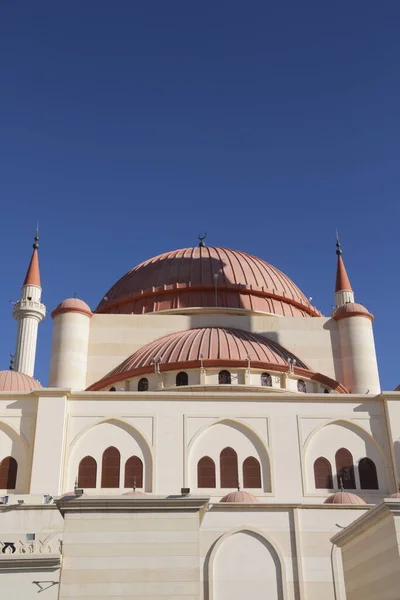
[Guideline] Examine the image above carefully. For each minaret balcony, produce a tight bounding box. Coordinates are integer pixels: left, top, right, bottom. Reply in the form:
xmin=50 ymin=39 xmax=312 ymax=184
xmin=13 ymin=300 xmax=46 ymax=320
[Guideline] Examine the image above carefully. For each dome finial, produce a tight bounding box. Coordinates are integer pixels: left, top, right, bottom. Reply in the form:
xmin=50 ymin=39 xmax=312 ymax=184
xmin=336 ymin=230 xmax=342 ymax=256
xmin=33 ymin=223 xmax=39 ymax=250
xmin=133 ymin=477 xmax=137 ymax=492
xmin=9 ymin=354 xmax=15 ymax=371
xmin=339 ymin=477 xmax=344 ymax=492
xmin=198 ymin=232 xmax=207 ymax=248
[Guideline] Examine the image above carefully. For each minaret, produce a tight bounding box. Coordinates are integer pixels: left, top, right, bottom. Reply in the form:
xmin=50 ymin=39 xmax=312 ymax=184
xmin=333 ymin=236 xmax=380 ymax=394
xmin=13 ymin=232 xmax=46 ymax=376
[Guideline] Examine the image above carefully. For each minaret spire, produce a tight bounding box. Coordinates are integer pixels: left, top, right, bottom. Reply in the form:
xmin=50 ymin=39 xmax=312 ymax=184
xmin=23 ymin=228 xmax=41 ymax=287
xmin=13 ymin=231 xmax=46 ymax=376
xmin=334 ymin=234 xmax=354 ymax=307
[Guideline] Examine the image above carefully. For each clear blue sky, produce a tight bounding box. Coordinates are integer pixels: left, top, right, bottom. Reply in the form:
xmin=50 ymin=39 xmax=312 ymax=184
xmin=1 ymin=1 xmax=399 ymax=388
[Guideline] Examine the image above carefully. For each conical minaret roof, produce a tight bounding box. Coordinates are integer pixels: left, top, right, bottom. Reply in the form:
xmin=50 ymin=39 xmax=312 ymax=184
xmin=23 ymin=232 xmax=41 ymax=287
xmin=335 ymin=237 xmax=352 ymax=293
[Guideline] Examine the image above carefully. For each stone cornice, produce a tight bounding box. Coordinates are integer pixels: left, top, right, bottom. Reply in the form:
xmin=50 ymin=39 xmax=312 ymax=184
xmin=56 ymin=494 xmax=210 ymax=516
xmin=0 ymin=554 xmax=60 ymax=571
xmin=331 ymin=499 xmax=400 ymax=547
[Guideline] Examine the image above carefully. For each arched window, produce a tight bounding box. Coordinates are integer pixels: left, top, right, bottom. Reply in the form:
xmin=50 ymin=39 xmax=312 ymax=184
xmin=359 ymin=457 xmax=379 ymax=490
xmin=0 ymin=457 xmax=17 ymax=490
xmin=138 ymin=378 xmax=149 ymax=391
xmin=101 ymin=446 xmax=120 ymax=488
xmin=176 ymin=372 xmax=188 ymax=386
xmin=220 ymin=447 xmax=238 ymax=488
xmin=313 ymin=457 xmax=333 ymax=489
xmin=197 ymin=456 xmax=216 ymax=488
xmin=124 ymin=456 xmax=143 ymax=488
xmin=324 ymin=388 xmax=329 ymax=394
xmin=335 ymin=448 xmax=356 ymax=489
xmin=261 ymin=373 xmax=272 ymax=387
xmin=243 ymin=457 xmax=262 ymax=488
xmin=77 ymin=456 xmax=97 ymax=488
xmin=109 ymin=387 xmax=116 ymax=391
xmin=297 ymin=379 xmax=306 ymax=393
xmin=219 ymin=370 xmax=231 ymax=385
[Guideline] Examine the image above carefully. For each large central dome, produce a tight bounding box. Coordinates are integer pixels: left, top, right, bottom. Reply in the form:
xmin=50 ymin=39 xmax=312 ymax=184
xmin=96 ymin=246 xmax=321 ymax=317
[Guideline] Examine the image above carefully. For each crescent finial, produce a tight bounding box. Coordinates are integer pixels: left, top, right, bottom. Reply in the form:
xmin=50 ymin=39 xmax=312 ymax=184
xmin=198 ymin=232 xmax=207 ymax=247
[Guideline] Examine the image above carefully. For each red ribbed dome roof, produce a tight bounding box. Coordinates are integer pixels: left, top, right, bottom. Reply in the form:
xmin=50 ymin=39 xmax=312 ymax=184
xmin=96 ymin=247 xmax=321 ymax=317
xmin=52 ymin=298 xmax=92 ymax=319
xmin=333 ymin=303 xmax=373 ymax=322
xmin=220 ymin=490 xmax=260 ymax=503
xmin=87 ymin=327 xmax=348 ymax=393
xmin=0 ymin=370 xmax=42 ymax=392
xmin=324 ymin=491 xmax=366 ymax=505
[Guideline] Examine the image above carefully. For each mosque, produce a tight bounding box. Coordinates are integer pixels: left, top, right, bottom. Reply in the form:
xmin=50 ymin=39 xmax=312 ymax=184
xmin=1 ymin=233 xmax=400 ymax=600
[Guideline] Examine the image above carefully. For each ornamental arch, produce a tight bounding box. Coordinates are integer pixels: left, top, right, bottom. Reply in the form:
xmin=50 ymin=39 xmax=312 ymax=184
xmin=304 ymin=419 xmax=389 ymax=493
xmin=67 ymin=418 xmax=153 ymax=492
xmin=188 ymin=418 xmax=271 ymax=493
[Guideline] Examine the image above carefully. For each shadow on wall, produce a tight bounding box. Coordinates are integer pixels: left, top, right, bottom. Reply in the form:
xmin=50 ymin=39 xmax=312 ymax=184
xmin=393 ymin=440 xmax=400 ymax=484
xmin=323 ymin=318 xmax=342 ymax=384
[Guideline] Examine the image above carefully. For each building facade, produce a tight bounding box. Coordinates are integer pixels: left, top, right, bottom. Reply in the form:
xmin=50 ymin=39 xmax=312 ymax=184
xmin=1 ymin=235 xmax=400 ymax=599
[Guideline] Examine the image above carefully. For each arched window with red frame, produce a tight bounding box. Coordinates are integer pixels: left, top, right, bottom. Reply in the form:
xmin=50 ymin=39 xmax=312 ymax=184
xmin=243 ymin=457 xmax=262 ymax=488
xmin=124 ymin=456 xmax=143 ymax=489
xmin=197 ymin=456 xmax=216 ymax=488
xmin=101 ymin=446 xmax=120 ymax=488
xmin=220 ymin=447 xmax=238 ymax=488
xmin=335 ymin=448 xmax=356 ymax=489
xmin=0 ymin=457 xmax=17 ymax=490
xmin=313 ymin=457 xmax=333 ymax=489
xmin=77 ymin=456 xmax=97 ymax=488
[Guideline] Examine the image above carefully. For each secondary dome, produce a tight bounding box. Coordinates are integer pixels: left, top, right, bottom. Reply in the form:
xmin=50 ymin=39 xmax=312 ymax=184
xmin=88 ymin=327 xmax=308 ymax=390
xmin=324 ymin=491 xmax=366 ymax=505
xmin=0 ymin=370 xmax=42 ymax=392
xmin=220 ymin=490 xmax=260 ymax=503
xmin=87 ymin=326 xmax=347 ymax=393
xmin=96 ymin=246 xmax=321 ymax=317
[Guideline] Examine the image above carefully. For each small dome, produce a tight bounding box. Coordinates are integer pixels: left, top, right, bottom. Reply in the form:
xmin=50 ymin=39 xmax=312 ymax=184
xmin=395 ymin=384 xmax=400 ymax=391
xmin=220 ymin=490 xmax=260 ymax=503
xmin=52 ymin=298 xmax=92 ymax=319
xmin=333 ymin=303 xmax=373 ymax=322
xmin=122 ymin=490 xmax=147 ymax=497
xmin=388 ymin=492 xmax=400 ymax=498
xmin=0 ymin=370 xmax=42 ymax=392
xmin=324 ymin=491 xmax=366 ymax=505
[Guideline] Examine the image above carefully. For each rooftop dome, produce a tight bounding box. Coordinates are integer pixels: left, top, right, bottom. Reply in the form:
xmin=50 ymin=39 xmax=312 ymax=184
xmin=52 ymin=297 xmax=92 ymax=319
xmin=87 ymin=326 xmax=347 ymax=393
xmin=220 ymin=490 xmax=260 ymax=503
xmin=333 ymin=302 xmax=373 ymax=322
xmin=96 ymin=246 xmax=321 ymax=317
xmin=0 ymin=370 xmax=42 ymax=392
xmin=122 ymin=490 xmax=147 ymax=497
xmin=388 ymin=492 xmax=400 ymax=498
xmin=324 ymin=491 xmax=366 ymax=505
